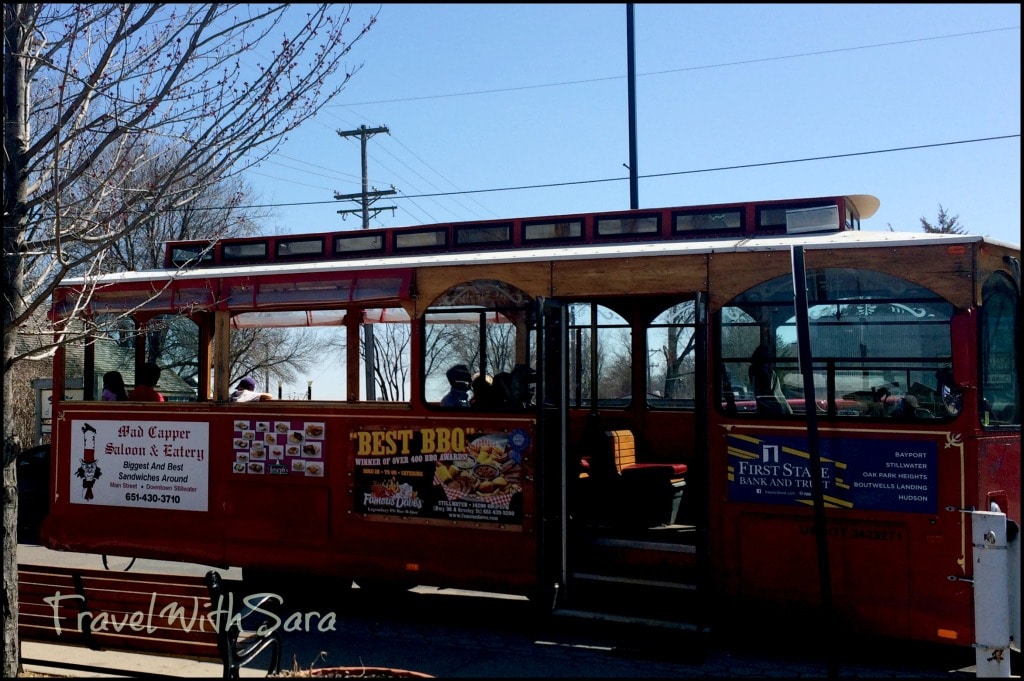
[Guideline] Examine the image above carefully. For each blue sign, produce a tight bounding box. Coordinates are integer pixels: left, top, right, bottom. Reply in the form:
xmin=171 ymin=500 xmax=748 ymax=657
xmin=727 ymin=434 xmax=937 ymax=514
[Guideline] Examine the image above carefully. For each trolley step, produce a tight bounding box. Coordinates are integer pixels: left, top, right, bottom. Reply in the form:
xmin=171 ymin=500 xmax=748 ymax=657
xmin=588 ymin=535 xmax=698 ymax=552
xmin=550 ymin=607 xmax=708 ymax=633
xmin=569 ymin=571 xmax=698 ymax=591
xmin=560 ymin=566 xmax=706 ymax=629
xmin=571 ymin=532 xmax=700 ymax=585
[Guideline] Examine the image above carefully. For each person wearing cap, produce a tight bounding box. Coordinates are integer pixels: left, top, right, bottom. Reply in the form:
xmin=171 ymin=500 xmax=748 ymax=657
xmin=230 ymin=376 xmax=273 ymax=402
xmin=440 ymin=364 xmax=472 ymax=407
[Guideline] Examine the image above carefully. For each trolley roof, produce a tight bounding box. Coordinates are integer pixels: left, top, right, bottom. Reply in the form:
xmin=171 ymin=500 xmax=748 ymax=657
xmin=61 ymin=228 xmax=1015 ymax=289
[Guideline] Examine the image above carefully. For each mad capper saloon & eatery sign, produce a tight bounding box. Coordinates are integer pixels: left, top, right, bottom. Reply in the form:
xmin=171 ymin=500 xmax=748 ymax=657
xmin=70 ymin=420 xmax=209 ymax=511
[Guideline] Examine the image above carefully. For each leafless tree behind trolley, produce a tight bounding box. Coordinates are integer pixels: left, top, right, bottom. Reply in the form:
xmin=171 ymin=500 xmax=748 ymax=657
xmin=1 ymin=4 xmax=377 ymax=674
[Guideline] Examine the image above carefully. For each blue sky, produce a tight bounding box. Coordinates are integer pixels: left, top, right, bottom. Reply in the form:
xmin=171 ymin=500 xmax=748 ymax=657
xmin=244 ymin=3 xmax=1020 ymax=246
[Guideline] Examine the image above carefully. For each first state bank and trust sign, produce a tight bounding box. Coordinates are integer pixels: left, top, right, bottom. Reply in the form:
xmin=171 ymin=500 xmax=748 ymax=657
xmin=727 ymin=433 xmax=938 ymax=514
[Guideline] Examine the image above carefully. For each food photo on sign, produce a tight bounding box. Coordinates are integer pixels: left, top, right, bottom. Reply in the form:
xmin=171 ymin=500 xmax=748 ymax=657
xmin=434 ymin=439 xmax=511 ymax=501
xmin=431 ymin=432 xmax=526 ymax=515
xmin=231 ymin=419 xmax=328 ymax=477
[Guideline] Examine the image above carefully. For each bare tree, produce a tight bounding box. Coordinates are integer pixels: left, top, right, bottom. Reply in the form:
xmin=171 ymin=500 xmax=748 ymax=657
xmin=2 ymin=4 xmax=377 ymax=674
xmin=652 ymin=302 xmax=696 ymax=399
xmin=231 ymin=325 xmax=334 ymax=396
xmin=94 ymin=159 xmax=326 ymax=387
xmin=368 ymin=323 xmax=412 ymax=401
xmin=99 ymin=156 xmax=269 ymax=273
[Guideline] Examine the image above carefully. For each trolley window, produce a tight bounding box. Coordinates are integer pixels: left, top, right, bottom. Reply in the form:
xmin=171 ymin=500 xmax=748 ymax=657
xmin=394 ymin=228 xmax=447 ymax=252
xmin=423 ymin=280 xmax=536 ymax=410
xmin=979 ymin=272 xmax=1020 ymax=427
xmin=568 ymin=302 xmax=632 ymax=408
xmin=168 ymin=243 xmax=214 ymax=267
xmin=757 ymin=202 xmax=839 ymax=234
xmin=276 ymin=237 xmax=325 ymax=259
xmin=333 ymin=233 xmax=385 ymax=256
xmin=718 ymin=268 xmax=954 ymax=418
xmin=673 ymin=209 xmax=743 ymax=235
xmin=595 ymin=214 xmax=659 ymax=239
xmin=454 ymin=223 xmax=512 ymax=247
xmin=223 ymin=240 xmax=269 ymax=262
xmin=522 ymin=219 xmax=583 ymax=243
xmin=647 ymin=300 xmax=697 ymax=408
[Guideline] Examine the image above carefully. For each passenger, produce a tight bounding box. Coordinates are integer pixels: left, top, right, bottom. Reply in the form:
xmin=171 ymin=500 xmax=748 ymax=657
xmin=440 ymin=364 xmax=472 ymax=407
xmin=491 ymin=371 xmax=515 ymax=409
xmin=470 ymin=373 xmax=500 ymax=410
xmin=510 ymin=364 xmax=537 ymax=408
xmin=101 ymin=371 xmax=129 ymax=401
xmin=721 ymin=364 xmax=739 ymax=415
xmin=936 ymin=367 xmax=961 ymax=416
xmin=865 ymin=387 xmax=889 ymax=417
xmin=230 ymin=376 xmax=273 ymax=402
xmin=749 ymin=344 xmax=791 ymax=415
xmin=129 ymin=362 xmax=165 ymax=402
xmin=895 ymin=394 xmax=926 ymax=419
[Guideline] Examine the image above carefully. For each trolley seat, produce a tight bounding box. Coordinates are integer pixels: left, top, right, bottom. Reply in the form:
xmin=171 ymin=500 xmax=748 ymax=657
xmin=608 ymin=429 xmax=688 ymax=481
xmin=601 ymin=429 xmax=687 ymax=527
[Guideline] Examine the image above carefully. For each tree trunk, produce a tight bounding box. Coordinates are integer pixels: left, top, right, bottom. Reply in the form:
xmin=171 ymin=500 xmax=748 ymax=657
xmin=2 ymin=3 xmax=31 ymax=676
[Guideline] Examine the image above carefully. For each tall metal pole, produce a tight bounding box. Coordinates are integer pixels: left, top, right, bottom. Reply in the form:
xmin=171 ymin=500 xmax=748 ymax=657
xmin=791 ymin=245 xmax=837 ymax=678
xmin=626 ymin=3 xmax=639 ymax=209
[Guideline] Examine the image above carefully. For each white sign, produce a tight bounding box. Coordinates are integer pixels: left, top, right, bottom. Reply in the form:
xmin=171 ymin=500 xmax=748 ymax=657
xmin=41 ymin=389 xmax=83 ymax=419
xmin=70 ymin=420 xmax=209 ymax=511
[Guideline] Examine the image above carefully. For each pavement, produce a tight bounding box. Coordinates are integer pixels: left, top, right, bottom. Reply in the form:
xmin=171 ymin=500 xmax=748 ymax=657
xmin=15 ymin=544 xmax=1002 ymax=679
xmin=19 ymin=629 xmax=985 ymax=679
xmin=20 ymin=640 xmax=255 ymax=678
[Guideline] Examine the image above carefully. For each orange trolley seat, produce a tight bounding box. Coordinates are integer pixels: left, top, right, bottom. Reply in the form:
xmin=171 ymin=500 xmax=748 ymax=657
xmin=607 ymin=429 xmax=688 ymax=481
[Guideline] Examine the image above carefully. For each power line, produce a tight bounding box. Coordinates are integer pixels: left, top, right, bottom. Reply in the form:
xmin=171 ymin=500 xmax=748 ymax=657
xmin=332 ymin=27 xmax=1019 ymax=107
xmin=204 ymin=134 xmax=1019 ymax=211
xmin=246 ymin=25 xmax=1018 ymax=222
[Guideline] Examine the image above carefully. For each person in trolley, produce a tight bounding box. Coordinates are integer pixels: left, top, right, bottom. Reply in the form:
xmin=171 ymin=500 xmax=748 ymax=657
xmin=230 ymin=376 xmax=273 ymax=402
xmin=440 ymin=365 xmax=472 ymax=407
xmin=129 ymin=362 xmax=164 ymax=401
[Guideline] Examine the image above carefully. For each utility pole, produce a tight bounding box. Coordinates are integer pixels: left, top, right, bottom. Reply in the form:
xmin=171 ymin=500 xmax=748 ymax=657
xmin=334 ymin=125 xmax=397 ymax=228
xmin=334 ymin=125 xmax=397 ymax=401
xmin=626 ymin=3 xmax=639 ymax=209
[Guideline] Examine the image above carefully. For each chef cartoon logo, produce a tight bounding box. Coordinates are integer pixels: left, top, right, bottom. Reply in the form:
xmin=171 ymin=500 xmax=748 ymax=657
xmin=75 ymin=422 xmax=101 ymax=500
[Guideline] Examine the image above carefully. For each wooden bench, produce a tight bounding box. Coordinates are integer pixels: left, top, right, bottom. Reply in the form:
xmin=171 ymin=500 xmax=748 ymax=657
xmin=18 ymin=563 xmax=280 ymax=678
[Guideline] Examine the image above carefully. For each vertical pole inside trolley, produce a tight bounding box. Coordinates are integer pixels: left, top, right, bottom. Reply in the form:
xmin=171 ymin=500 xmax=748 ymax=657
xmin=791 ymin=245 xmax=837 ymax=676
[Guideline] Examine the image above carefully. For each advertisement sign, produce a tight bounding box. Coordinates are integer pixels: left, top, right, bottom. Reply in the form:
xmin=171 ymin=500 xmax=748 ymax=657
xmin=229 ymin=419 xmax=326 ymax=478
xmin=727 ymin=433 xmax=938 ymax=513
xmin=69 ymin=420 xmax=209 ymax=511
xmin=353 ymin=426 xmax=530 ymax=525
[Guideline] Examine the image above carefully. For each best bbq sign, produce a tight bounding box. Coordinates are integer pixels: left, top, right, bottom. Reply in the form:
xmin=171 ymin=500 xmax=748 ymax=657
xmin=70 ymin=420 xmax=209 ymax=511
